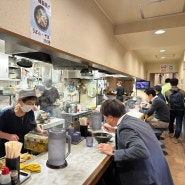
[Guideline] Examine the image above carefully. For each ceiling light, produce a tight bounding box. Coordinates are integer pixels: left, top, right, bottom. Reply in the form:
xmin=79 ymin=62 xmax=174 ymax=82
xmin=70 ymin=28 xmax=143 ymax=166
xmin=154 ymin=30 xmax=166 ymax=34
xmin=160 ymin=50 xmax=166 ymax=52
xmin=161 ymin=56 xmax=166 ymax=59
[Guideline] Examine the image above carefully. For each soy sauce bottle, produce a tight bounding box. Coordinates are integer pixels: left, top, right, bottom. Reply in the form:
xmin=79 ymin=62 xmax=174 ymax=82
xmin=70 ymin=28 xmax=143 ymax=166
xmin=0 ymin=166 xmax=11 ymax=185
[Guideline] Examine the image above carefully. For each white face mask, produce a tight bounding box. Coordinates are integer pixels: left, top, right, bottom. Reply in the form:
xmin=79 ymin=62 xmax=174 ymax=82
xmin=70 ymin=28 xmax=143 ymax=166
xmin=45 ymin=87 xmax=52 ymax=90
xmin=36 ymin=93 xmax=41 ymax=97
xmin=21 ymin=103 xmax=33 ymax=112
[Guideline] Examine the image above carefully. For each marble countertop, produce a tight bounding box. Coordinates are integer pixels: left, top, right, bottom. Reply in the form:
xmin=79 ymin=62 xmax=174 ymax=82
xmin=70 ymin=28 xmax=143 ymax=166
xmin=126 ymin=109 xmax=143 ymax=118
xmin=22 ymin=136 xmax=114 ymax=185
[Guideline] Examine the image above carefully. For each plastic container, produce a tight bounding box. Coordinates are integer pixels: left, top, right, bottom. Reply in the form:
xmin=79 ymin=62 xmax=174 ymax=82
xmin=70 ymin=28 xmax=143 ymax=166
xmin=90 ymin=111 xmax=103 ymax=131
xmin=24 ymin=132 xmax=48 ymax=153
xmin=0 ymin=166 xmax=11 ymax=185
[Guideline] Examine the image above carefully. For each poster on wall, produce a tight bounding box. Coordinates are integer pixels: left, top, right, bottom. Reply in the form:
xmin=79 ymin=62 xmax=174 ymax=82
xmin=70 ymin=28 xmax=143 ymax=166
xmin=30 ymin=0 xmax=51 ymax=45
xmin=160 ymin=64 xmax=174 ymax=72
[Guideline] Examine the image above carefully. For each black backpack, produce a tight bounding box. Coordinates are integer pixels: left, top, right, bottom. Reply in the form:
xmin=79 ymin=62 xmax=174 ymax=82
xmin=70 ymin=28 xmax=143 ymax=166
xmin=169 ymin=89 xmax=184 ymax=109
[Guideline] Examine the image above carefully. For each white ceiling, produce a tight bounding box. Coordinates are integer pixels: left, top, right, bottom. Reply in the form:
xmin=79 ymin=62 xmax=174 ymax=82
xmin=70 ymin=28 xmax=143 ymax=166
xmin=94 ymin=0 xmax=185 ymax=63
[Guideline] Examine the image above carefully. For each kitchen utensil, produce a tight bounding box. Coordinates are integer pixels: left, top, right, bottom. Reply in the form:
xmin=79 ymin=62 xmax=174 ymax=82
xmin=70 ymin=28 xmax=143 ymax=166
xmin=46 ymin=128 xmax=71 ymax=169
xmin=5 ymin=141 xmax=22 ymax=159
xmin=93 ymin=132 xmax=112 ymax=143
xmin=91 ymin=111 xmax=103 ymax=131
xmin=79 ymin=117 xmax=87 ymax=126
xmin=69 ymin=103 xmax=77 ymax=113
xmin=16 ymin=59 xmax=32 ymax=68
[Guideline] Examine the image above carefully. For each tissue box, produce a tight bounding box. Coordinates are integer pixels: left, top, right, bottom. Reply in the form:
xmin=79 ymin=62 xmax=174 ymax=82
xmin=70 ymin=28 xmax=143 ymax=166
xmin=24 ymin=132 xmax=48 ymax=153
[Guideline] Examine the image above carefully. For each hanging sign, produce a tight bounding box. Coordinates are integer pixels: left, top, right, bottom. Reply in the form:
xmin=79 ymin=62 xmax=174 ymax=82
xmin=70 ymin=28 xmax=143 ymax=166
xmin=160 ymin=64 xmax=174 ymax=72
xmin=30 ymin=0 xmax=51 ymax=45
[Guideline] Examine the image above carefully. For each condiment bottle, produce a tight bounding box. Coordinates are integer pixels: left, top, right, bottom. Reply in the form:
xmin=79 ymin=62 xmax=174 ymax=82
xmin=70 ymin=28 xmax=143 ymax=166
xmin=10 ymin=170 xmax=19 ymax=185
xmin=0 ymin=166 xmax=11 ymax=185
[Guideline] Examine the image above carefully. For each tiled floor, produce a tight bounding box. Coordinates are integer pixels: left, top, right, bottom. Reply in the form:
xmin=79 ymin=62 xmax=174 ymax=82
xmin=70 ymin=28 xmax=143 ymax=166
xmin=162 ymin=132 xmax=185 ymax=185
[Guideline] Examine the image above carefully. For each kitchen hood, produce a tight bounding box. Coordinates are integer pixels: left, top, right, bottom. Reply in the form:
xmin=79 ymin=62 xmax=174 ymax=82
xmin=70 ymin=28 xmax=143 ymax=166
xmin=62 ymin=70 xmax=104 ymax=79
xmin=13 ymin=52 xmax=52 ymax=64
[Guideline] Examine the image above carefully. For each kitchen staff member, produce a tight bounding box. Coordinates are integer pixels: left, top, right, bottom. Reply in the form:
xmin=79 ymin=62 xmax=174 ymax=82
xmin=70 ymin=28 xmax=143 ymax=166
xmin=0 ymin=89 xmax=47 ymax=158
xmin=33 ymin=85 xmax=45 ymax=111
xmin=112 ymin=81 xmax=124 ymax=102
xmin=37 ymin=78 xmax=60 ymax=117
xmin=98 ymin=99 xmax=174 ymax=185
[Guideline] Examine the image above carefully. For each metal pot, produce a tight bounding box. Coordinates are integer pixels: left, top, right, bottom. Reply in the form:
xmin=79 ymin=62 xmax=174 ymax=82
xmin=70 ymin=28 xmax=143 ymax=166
xmin=69 ymin=103 xmax=77 ymax=113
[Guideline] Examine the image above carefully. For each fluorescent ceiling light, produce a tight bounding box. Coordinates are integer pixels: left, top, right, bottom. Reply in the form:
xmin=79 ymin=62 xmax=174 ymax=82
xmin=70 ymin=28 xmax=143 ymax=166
xmin=105 ymin=74 xmax=128 ymax=78
xmin=160 ymin=49 xmax=166 ymax=52
xmin=154 ymin=30 xmax=166 ymax=34
xmin=161 ymin=56 xmax=166 ymax=59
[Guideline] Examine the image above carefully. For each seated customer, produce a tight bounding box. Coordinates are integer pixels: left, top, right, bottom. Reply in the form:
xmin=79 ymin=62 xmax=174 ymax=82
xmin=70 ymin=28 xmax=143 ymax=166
xmin=0 ymin=89 xmax=47 ymax=158
xmin=98 ymin=99 xmax=174 ymax=185
xmin=137 ymin=88 xmax=170 ymax=128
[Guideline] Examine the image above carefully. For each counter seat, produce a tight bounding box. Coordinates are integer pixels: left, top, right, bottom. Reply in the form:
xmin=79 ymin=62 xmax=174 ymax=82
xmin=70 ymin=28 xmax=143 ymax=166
xmin=22 ymin=137 xmax=114 ymax=185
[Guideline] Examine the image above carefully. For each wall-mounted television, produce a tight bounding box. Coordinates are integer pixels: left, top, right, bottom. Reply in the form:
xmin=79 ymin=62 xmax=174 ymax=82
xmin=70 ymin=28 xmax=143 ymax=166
xmin=136 ymin=81 xmax=150 ymax=90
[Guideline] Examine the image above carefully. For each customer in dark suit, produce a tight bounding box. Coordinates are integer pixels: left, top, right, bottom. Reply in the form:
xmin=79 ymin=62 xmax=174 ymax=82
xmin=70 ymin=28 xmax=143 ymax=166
xmin=98 ymin=99 xmax=174 ymax=185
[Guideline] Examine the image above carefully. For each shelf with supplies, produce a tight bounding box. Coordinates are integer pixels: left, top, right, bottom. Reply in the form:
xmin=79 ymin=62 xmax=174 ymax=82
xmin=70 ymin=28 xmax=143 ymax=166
xmin=0 ymin=78 xmax=21 ymax=81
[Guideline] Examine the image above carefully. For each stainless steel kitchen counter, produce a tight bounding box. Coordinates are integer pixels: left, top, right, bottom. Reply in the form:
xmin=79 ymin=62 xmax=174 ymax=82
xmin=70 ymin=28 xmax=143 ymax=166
xmin=59 ymin=110 xmax=92 ymax=123
xmin=60 ymin=110 xmax=92 ymax=116
xmin=38 ymin=118 xmax=65 ymax=130
xmin=22 ymin=137 xmax=114 ymax=185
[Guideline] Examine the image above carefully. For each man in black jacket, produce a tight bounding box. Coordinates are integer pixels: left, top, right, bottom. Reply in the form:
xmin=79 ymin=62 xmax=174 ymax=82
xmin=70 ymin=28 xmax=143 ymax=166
xmin=165 ymin=78 xmax=185 ymax=143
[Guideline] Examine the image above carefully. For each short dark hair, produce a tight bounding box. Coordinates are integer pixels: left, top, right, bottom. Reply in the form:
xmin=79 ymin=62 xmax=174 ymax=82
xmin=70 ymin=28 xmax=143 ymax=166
xmin=100 ymin=99 xmax=125 ymax=118
xmin=154 ymin=85 xmax=162 ymax=92
xmin=144 ymin=88 xmax=156 ymax=97
xmin=170 ymin=78 xmax=178 ymax=86
xmin=165 ymin=78 xmax=171 ymax=83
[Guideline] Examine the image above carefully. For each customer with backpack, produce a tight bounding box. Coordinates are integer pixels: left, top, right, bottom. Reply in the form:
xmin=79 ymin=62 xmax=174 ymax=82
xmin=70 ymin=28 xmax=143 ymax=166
xmin=165 ymin=78 xmax=185 ymax=144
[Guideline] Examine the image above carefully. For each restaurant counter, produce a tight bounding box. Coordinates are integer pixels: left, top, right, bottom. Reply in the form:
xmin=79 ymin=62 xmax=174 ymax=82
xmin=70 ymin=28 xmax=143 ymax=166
xmin=22 ymin=137 xmax=114 ymax=185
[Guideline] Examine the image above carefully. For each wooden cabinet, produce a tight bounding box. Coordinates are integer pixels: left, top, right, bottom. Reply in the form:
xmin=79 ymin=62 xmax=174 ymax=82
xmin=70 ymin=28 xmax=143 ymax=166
xmin=106 ymin=77 xmax=117 ymax=93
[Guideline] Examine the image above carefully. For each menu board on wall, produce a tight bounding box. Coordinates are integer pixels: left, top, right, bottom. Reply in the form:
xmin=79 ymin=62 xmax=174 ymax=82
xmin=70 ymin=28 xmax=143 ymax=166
xmin=160 ymin=64 xmax=174 ymax=73
xmin=30 ymin=0 xmax=51 ymax=45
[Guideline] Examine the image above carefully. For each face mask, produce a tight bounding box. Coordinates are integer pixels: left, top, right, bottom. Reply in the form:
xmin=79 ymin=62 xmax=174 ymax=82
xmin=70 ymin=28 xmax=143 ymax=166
xmin=21 ymin=103 xmax=33 ymax=112
xmin=45 ymin=87 xmax=52 ymax=90
xmin=36 ymin=93 xmax=41 ymax=97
